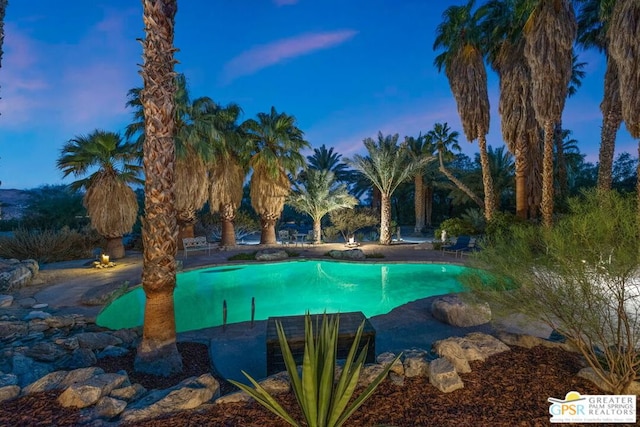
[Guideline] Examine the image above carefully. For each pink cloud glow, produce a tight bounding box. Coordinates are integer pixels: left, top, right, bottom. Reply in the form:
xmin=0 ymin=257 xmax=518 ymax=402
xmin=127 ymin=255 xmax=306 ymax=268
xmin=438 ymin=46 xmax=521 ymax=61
xmin=221 ymin=30 xmax=357 ymax=84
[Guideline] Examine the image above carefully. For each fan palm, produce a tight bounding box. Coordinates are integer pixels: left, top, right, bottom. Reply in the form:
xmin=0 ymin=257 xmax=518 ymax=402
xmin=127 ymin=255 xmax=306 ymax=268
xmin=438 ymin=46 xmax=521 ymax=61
xmin=134 ymin=0 xmax=182 ymax=376
xmin=57 ymin=130 xmax=140 ymax=259
xmin=126 ymin=74 xmax=216 ymax=246
xmin=478 ymin=0 xmax=539 ymax=220
xmin=347 ymin=132 xmax=432 ymax=245
xmin=405 ymin=134 xmax=436 ymax=232
xmin=207 ymin=103 xmax=250 ymax=247
xmin=288 ymin=169 xmax=358 ymax=244
xmin=427 ymin=122 xmax=483 ymax=208
xmin=434 ymin=0 xmax=497 ymax=221
xmin=576 ymin=0 xmax=620 ymax=190
xmin=244 ymin=106 xmax=310 ymax=244
xmin=307 ymin=145 xmax=353 ymax=183
xmin=523 ymin=0 xmax=577 ymax=226
xmin=608 ymin=0 xmax=640 ymax=208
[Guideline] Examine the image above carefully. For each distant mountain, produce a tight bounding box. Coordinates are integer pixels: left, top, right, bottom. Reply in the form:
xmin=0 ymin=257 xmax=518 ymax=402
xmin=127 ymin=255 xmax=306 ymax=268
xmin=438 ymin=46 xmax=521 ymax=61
xmin=0 ymin=189 xmax=30 ymax=220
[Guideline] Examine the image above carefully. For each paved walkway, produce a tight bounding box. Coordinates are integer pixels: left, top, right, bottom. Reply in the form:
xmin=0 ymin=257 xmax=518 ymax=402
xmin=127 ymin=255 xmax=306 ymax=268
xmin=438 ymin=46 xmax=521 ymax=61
xmin=11 ymin=241 xmax=551 ymax=383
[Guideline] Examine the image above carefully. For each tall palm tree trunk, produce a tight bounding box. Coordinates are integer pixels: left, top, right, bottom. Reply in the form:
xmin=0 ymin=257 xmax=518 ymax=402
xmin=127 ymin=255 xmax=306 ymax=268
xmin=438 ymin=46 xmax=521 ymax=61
xmin=313 ymin=219 xmax=322 ymax=244
xmin=514 ymin=139 xmax=529 ymax=219
xmin=597 ymin=61 xmax=622 ymax=190
xmin=380 ymin=193 xmax=392 ymax=245
xmin=259 ymin=214 xmax=278 ymax=245
xmin=413 ymin=175 xmax=425 ymax=232
xmin=438 ymin=152 xmax=484 ymax=209
xmin=424 ymin=185 xmax=433 ymax=227
xmin=527 ymin=136 xmax=543 ymax=219
xmin=220 ymin=203 xmax=237 ymax=246
xmin=135 ymin=0 xmax=182 ymax=376
xmin=477 ymin=133 xmax=495 ymax=221
xmin=541 ymin=121 xmax=555 ymax=227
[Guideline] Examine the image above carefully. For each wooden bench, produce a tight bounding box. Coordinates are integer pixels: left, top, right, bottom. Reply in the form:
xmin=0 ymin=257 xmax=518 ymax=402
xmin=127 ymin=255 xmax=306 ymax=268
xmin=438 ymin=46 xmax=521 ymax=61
xmin=266 ymin=311 xmax=376 ymax=376
xmin=182 ymin=236 xmax=213 ymax=258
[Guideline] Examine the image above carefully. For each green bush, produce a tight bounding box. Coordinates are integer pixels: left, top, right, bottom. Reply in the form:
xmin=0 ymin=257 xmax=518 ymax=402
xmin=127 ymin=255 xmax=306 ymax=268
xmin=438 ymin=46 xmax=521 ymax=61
xmin=231 ymin=313 xmax=399 ymax=427
xmin=435 ymin=217 xmax=476 ymax=239
xmin=228 ymin=251 xmax=257 ymax=261
xmin=0 ymin=227 xmax=102 ymax=263
xmin=463 ymin=189 xmax=640 ymax=394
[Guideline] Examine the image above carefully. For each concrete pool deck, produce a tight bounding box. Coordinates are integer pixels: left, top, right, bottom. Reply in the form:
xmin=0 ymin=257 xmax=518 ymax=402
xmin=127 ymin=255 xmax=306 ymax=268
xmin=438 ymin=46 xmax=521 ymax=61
xmin=9 ymin=241 xmax=552 ymax=383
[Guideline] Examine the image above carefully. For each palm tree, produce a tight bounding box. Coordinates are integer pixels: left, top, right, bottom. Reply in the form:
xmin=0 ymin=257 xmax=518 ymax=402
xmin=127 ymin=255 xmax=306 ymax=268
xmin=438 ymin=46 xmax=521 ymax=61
xmin=474 ymin=145 xmax=515 ymax=209
xmin=523 ymin=0 xmax=577 ymax=226
xmin=134 ymin=0 xmax=182 ymax=376
xmin=126 ymin=74 xmax=215 ymax=247
xmin=347 ymin=132 xmax=432 ymax=245
xmin=288 ymin=169 xmax=358 ymax=243
xmin=434 ymin=0 xmax=497 ymax=221
xmin=427 ymin=122 xmax=483 ymax=208
xmin=306 ymin=144 xmax=353 ymax=183
xmin=479 ymin=0 xmax=538 ymax=220
xmin=405 ymin=134 xmax=435 ymax=232
xmin=57 ymin=130 xmax=140 ymax=259
xmin=244 ymin=106 xmax=310 ymax=244
xmin=207 ymin=103 xmax=250 ymax=247
xmin=576 ymin=0 xmax=621 ymax=190
xmin=608 ymin=0 xmax=640 ymax=207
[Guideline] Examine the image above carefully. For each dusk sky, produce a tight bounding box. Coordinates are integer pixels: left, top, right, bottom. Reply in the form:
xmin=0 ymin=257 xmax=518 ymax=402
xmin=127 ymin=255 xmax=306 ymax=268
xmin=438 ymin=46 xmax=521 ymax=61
xmin=0 ymin=0 xmax=635 ymax=190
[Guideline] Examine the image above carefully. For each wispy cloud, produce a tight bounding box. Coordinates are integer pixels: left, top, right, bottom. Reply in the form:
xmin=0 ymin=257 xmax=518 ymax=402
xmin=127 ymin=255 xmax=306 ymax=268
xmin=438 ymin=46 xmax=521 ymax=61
xmin=221 ymin=30 xmax=357 ymax=84
xmin=274 ymin=0 xmax=299 ymax=6
xmin=0 ymin=8 xmax=140 ymax=131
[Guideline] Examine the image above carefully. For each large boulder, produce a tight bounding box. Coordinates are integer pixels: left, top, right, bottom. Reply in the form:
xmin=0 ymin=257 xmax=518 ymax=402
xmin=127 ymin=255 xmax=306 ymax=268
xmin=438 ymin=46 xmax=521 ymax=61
xmin=327 ymin=249 xmax=366 ymax=260
xmin=431 ymin=294 xmax=491 ymax=327
xmin=0 ymin=259 xmax=39 ymax=292
xmin=255 ymin=249 xmax=288 ymax=261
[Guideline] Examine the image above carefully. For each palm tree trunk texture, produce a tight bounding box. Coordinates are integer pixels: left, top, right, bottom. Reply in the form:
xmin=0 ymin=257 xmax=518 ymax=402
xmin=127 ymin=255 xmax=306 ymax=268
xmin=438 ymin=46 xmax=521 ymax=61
xmin=541 ymin=121 xmax=555 ymax=227
xmin=105 ymin=236 xmax=126 ymax=259
xmin=413 ymin=175 xmax=425 ymax=233
xmin=220 ymin=203 xmax=237 ymax=247
xmin=477 ymin=133 xmax=496 ymax=221
xmin=527 ymin=136 xmax=543 ymax=219
xmin=514 ymin=140 xmax=529 ymax=219
xmin=424 ymin=185 xmax=433 ymax=227
xmin=313 ymin=220 xmax=322 ymax=244
xmin=135 ymin=0 xmax=182 ymax=376
xmin=438 ymin=152 xmax=484 ymax=209
xmin=379 ymin=193 xmax=392 ymax=245
xmin=259 ymin=214 xmax=278 ymax=245
xmin=597 ymin=109 xmax=622 ymax=190
xmin=597 ymin=60 xmax=622 ymax=190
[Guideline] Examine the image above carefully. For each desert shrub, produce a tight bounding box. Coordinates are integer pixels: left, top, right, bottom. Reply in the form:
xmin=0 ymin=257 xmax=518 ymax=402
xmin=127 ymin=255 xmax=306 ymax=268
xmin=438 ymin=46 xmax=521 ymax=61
xmin=328 ymin=207 xmax=379 ymax=242
xmin=435 ymin=217 xmax=476 ymax=239
xmin=462 ymin=189 xmax=640 ymax=394
xmin=228 ymin=251 xmax=257 ymax=261
xmin=0 ymin=227 xmax=102 ymax=263
xmin=483 ymin=210 xmax=527 ymax=241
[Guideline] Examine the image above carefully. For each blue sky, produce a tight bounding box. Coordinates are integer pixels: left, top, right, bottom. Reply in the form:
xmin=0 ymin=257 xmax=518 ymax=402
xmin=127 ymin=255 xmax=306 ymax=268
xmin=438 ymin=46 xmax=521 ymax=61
xmin=0 ymin=0 xmax=635 ymax=190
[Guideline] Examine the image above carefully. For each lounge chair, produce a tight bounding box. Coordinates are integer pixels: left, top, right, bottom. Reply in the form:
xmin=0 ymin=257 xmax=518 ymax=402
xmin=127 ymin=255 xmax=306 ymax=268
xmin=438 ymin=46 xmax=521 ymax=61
xmin=457 ymin=239 xmax=482 ymax=257
xmin=441 ymin=235 xmax=471 ymax=257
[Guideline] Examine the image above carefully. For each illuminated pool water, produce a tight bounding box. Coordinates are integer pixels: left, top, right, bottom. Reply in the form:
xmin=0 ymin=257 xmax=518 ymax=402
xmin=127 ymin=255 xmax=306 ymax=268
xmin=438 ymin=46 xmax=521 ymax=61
xmin=96 ymin=260 xmax=467 ymax=333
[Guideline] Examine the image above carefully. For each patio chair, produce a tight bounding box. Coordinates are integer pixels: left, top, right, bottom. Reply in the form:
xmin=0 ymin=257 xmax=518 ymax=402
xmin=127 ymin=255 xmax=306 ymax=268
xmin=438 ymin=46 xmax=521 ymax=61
xmin=278 ymin=230 xmax=291 ymax=245
xmin=441 ymin=235 xmax=471 ymax=257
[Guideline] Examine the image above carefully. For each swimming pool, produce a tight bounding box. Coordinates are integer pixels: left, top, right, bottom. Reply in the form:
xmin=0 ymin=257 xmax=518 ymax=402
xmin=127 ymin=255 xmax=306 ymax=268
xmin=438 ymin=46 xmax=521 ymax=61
xmin=96 ymin=260 xmax=467 ymax=333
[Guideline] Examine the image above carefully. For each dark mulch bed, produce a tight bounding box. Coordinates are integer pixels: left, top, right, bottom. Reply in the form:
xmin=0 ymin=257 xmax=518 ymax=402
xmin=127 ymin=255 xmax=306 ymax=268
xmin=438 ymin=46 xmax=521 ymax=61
xmin=0 ymin=344 xmax=636 ymax=426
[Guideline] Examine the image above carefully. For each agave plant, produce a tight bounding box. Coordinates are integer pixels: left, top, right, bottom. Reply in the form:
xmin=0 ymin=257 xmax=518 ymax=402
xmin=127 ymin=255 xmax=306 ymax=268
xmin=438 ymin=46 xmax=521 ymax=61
xmin=230 ymin=313 xmax=399 ymax=427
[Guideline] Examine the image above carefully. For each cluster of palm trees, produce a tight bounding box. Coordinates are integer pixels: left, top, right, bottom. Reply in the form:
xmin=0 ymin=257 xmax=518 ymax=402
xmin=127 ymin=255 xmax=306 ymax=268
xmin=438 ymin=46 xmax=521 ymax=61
xmin=434 ymin=0 xmax=640 ymax=226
